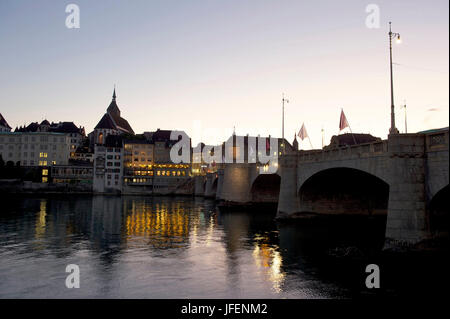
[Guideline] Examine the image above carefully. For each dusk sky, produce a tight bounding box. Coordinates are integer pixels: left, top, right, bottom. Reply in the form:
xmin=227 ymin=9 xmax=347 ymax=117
xmin=0 ymin=0 xmax=448 ymax=147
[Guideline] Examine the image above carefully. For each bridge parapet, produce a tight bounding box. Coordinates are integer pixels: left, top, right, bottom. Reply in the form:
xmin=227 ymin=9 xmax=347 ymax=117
xmin=425 ymin=129 xmax=449 ymax=151
xmin=297 ymin=140 xmax=389 ymax=163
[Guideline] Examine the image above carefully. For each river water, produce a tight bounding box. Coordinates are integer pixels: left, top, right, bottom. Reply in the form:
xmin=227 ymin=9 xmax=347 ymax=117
xmin=0 ymin=195 xmax=446 ymax=299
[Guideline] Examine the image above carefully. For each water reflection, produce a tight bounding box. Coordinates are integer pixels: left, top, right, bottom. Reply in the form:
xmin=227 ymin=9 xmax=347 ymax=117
xmin=0 ymin=195 xmax=388 ymax=298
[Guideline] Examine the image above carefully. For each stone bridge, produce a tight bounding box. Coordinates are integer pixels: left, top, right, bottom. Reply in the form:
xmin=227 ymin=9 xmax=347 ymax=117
xmin=212 ymin=129 xmax=449 ymax=247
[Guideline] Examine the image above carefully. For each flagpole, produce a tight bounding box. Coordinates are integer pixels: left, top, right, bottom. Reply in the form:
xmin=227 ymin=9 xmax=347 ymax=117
xmin=308 ymin=136 xmax=313 ymax=149
xmin=348 ymin=123 xmax=357 ymax=145
xmin=321 ymin=127 xmax=324 ymax=149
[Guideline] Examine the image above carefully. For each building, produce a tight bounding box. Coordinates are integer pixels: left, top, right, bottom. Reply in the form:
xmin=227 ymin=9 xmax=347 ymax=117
xmin=0 ymin=132 xmax=71 ymax=167
xmin=51 ymin=162 xmax=93 ymax=187
xmin=122 ymin=134 xmax=190 ymax=193
xmin=92 ymin=88 xmax=135 ymax=193
xmin=123 ymin=137 xmax=154 ymax=187
xmin=93 ymin=135 xmax=124 ymax=193
xmin=0 ymin=113 xmax=12 ymax=132
xmin=92 ymin=89 xmax=134 ymax=146
xmin=15 ymin=120 xmax=86 ymax=158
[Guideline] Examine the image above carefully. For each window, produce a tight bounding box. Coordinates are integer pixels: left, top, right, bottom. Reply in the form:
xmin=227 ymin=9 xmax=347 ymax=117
xmin=39 ymin=152 xmax=48 ymax=158
xmin=39 ymin=161 xmax=47 ymax=166
xmin=42 ymin=177 xmax=48 ymax=183
xmin=42 ymin=169 xmax=48 ymax=176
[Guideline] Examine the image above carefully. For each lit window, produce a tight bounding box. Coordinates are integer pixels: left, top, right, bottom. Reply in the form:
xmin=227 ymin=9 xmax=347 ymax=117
xmin=40 ymin=152 xmax=48 ymax=158
xmin=42 ymin=169 xmax=48 ymax=176
xmin=42 ymin=177 xmax=48 ymax=183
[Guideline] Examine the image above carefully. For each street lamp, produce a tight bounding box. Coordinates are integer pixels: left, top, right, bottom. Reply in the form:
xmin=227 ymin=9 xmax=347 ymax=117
xmin=389 ymin=22 xmax=401 ymax=134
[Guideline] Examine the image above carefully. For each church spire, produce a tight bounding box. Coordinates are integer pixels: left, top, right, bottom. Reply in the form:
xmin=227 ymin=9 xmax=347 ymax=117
xmin=112 ymin=85 xmax=116 ymax=101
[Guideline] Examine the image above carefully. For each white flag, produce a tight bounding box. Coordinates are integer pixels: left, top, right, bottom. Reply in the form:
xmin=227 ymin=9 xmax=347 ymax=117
xmin=298 ymin=123 xmax=308 ymax=141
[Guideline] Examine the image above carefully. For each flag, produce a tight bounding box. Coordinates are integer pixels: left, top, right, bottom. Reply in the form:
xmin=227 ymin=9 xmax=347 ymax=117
xmin=339 ymin=109 xmax=349 ymax=131
xmin=266 ymin=138 xmax=270 ymax=153
xmin=297 ymin=123 xmax=308 ymax=141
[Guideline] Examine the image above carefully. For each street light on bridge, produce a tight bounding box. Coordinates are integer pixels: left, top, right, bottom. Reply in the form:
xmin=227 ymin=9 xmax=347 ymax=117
xmin=388 ymin=22 xmax=401 ymax=134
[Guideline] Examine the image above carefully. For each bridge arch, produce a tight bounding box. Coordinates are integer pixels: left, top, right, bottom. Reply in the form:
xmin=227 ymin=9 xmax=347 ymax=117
xmin=250 ymin=173 xmax=281 ymax=204
xmin=298 ymin=167 xmax=389 ymax=216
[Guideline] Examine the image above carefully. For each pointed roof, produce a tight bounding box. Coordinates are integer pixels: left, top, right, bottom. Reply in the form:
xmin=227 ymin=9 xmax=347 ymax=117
xmin=107 ymin=88 xmax=121 ymax=118
xmin=94 ymin=87 xmax=134 ymax=135
xmin=292 ymin=133 xmax=298 ymax=149
xmin=0 ymin=113 xmax=12 ymax=130
xmin=40 ymin=119 xmax=50 ymax=126
xmin=94 ymin=113 xmax=117 ymax=130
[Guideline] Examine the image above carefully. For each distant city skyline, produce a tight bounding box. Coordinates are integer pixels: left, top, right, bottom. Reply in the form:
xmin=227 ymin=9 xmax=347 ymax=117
xmin=0 ymin=0 xmax=448 ymax=146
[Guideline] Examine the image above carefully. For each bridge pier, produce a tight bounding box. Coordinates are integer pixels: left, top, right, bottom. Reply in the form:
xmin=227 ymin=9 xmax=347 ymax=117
xmin=194 ymin=176 xmax=205 ymax=196
xmin=221 ymin=163 xmax=252 ymax=205
xmin=277 ymin=154 xmax=301 ymax=218
xmin=385 ymin=134 xmax=428 ymax=248
xmin=215 ymin=168 xmax=224 ymax=201
xmin=204 ymin=173 xmax=217 ymax=198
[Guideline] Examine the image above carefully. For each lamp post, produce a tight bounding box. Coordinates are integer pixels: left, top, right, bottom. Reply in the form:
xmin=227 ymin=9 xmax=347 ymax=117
xmin=389 ymin=22 xmax=401 ymax=134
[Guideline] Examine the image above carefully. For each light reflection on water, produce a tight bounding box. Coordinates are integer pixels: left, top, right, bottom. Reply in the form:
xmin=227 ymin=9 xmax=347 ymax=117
xmin=0 ymin=196 xmax=355 ymax=298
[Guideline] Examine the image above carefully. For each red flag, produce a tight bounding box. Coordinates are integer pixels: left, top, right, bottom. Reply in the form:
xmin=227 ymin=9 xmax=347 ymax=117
xmin=266 ymin=138 xmax=270 ymax=153
xmin=297 ymin=123 xmax=308 ymax=141
xmin=339 ymin=109 xmax=349 ymax=131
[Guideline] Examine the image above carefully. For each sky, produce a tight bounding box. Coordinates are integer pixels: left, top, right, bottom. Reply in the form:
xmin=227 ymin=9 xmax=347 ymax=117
xmin=0 ymin=0 xmax=448 ymax=147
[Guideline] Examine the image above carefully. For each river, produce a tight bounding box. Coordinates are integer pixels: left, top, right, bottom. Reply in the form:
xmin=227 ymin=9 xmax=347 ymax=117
xmin=0 ymin=195 xmax=446 ymax=298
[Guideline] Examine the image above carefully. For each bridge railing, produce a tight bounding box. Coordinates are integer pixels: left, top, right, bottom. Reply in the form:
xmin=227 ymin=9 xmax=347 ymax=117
xmin=425 ymin=129 xmax=449 ymax=151
xmin=296 ymin=140 xmax=388 ymax=163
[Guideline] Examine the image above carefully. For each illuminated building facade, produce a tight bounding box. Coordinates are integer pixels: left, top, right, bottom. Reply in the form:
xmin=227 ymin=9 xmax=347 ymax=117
xmin=93 ymin=135 xmax=124 ymax=193
xmin=0 ymin=132 xmax=71 ymax=168
xmin=123 ymin=138 xmax=154 ymax=187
